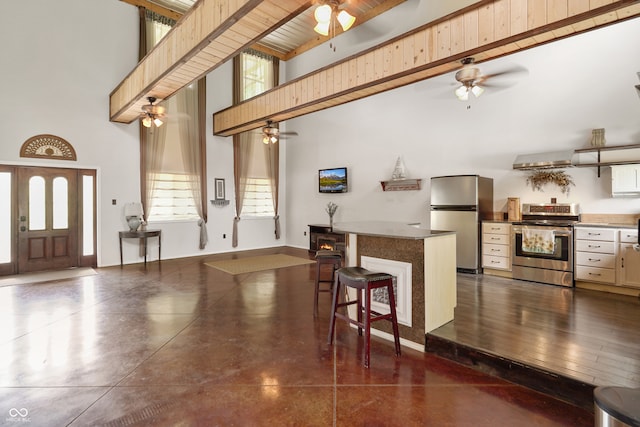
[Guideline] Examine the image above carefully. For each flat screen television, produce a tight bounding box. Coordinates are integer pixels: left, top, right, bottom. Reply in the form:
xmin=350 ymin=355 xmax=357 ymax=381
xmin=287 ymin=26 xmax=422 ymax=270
xmin=319 ymin=167 xmax=348 ymax=193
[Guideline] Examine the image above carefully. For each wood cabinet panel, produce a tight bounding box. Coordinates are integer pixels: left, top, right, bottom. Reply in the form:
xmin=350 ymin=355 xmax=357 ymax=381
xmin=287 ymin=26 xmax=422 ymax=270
xmin=575 ymin=228 xmax=616 ymax=241
xmin=576 ymin=265 xmax=616 ymax=284
xmin=575 ymin=252 xmax=616 ymax=269
xmin=618 ymin=243 xmax=640 ymax=289
xmin=484 ymin=243 xmax=510 ymax=257
xmin=483 ymin=255 xmax=510 ymax=270
xmin=575 ymin=240 xmax=616 ymax=254
xmin=482 ymin=222 xmax=511 ymax=273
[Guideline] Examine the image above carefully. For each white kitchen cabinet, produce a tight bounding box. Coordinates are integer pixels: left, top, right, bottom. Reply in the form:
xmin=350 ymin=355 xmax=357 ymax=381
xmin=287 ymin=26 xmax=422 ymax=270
xmin=482 ymin=222 xmax=511 ymax=272
xmin=611 ymin=165 xmax=640 ymax=197
xmin=618 ymin=229 xmax=640 ymax=288
xmin=575 ymin=227 xmax=617 ymax=284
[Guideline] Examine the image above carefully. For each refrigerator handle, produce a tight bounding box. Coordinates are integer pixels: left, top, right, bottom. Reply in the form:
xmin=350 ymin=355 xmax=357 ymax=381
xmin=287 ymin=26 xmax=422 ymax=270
xmin=430 ymin=205 xmax=478 ymax=211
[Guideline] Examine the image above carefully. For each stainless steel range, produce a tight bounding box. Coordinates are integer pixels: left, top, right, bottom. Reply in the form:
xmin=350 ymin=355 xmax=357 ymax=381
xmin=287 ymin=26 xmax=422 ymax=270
xmin=511 ymin=203 xmax=580 ymax=287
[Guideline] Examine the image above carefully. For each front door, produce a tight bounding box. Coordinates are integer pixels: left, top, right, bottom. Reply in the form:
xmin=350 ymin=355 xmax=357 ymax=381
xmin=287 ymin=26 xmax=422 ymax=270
xmin=17 ymin=167 xmax=78 ymax=273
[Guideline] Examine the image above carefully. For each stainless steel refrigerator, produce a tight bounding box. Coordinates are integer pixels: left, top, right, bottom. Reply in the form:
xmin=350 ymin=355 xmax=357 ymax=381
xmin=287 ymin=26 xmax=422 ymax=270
xmin=430 ymin=175 xmax=493 ymax=273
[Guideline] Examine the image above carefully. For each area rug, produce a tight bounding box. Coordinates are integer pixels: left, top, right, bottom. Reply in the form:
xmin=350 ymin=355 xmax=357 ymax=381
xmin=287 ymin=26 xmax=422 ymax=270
xmin=204 ymin=254 xmax=315 ymax=275
xmin=0 ymin=267 xmax=97 ymax=287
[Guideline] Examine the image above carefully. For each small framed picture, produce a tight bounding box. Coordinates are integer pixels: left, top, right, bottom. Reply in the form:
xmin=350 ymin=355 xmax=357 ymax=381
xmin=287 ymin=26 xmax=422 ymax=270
xmin=215 ymin=178 xmax=225 ymax=200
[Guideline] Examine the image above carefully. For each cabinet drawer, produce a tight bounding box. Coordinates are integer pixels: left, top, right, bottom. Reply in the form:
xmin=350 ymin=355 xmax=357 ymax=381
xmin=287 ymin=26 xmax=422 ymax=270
xmin=482 ymin=222 xmax=510 ymax=235
xmin=483 ymin=243 xmax=509 ymax=258
xmin=619 ymin=229 xmax=638 ymax=243
xmin=575 ymin=252 xmax=616 ymax=269
xmin=575 ymin=240 xmax=616 ymax=254
xmin=483 ymin=233 xmax=509 ymax=245
xmin=482 ymin=255 xmax=510 ymax=270
xmin=575 ymin=228 xmax=616 ymax=242
xmin=575 ymin=265 xmax=616 ymax=284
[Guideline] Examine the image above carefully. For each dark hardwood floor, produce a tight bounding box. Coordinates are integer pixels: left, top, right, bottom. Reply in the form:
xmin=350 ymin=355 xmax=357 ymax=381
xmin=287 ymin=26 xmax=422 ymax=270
xmin=0 ymin=247 xmax=598 ymax=426
xmin=426 ymin=272 xmax=640 ymax=410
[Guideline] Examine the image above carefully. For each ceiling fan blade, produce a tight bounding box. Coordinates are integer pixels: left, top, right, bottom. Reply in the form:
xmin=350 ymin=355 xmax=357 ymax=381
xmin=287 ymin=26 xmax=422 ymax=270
xmin=481 ymin=65 xmax=529 ymax=81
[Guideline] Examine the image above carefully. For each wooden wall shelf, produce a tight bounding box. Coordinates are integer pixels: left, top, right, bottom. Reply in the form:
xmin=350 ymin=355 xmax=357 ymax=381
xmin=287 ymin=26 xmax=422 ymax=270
xmin=380 ymin=179 xmax=422 ymax=191
xmin=573 ymin=143 xmax=640 ymax=177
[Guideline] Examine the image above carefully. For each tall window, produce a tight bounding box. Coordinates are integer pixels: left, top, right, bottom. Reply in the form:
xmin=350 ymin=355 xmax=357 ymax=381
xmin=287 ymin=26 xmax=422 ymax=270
xmin=232 ymin=49 xmax=280 ymax=246
xmin=139 ymin=8 xmax=208 ymax=248
xmin=145 ymin=89 xmax=201 ymax=222
xmin=237 ymin=51 xmax=277 ymax=218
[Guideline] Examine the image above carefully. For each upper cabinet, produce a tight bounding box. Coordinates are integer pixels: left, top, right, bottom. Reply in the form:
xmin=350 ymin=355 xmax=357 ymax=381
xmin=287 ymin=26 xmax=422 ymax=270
xmin=611 ymin=165 xmax=640 ymax=197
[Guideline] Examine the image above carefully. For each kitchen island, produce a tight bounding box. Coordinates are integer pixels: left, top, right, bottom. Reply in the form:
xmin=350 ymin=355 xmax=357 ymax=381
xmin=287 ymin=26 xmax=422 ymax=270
xmin=332 ymin=221 xmax=457 ymax=351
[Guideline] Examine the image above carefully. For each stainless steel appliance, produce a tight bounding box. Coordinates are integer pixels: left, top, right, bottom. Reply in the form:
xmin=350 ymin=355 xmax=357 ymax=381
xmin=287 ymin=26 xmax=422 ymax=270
xmin=430 ymin=175 xmax=494 ymax=273
xmin=511 ymin=203 xmax=580 ymax=287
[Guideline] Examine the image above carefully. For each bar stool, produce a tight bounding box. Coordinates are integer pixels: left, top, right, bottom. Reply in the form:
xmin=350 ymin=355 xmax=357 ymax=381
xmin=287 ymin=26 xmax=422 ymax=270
xmin=327 ymin=266 xmax=401 ymax=368
xmin=313 ymin=250 xmax=342 ymax=318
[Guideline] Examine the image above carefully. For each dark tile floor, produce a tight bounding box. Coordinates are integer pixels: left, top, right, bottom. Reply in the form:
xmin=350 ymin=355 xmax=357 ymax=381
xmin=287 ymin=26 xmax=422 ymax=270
xmin=0 ymin=247 xmax=592 ymax=426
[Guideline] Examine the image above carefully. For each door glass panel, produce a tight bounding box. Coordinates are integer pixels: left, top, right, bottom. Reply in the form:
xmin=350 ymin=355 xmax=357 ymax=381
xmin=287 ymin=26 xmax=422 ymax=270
xmin=0 ymin=172 xmax=10 ymax=263
xmin=29 ymin=176 xmax=46 ymax=230
xmin=82 ymin=175 xmax=94 ymax=256
xmin=53 ymin=177 xmax=69 ymax=229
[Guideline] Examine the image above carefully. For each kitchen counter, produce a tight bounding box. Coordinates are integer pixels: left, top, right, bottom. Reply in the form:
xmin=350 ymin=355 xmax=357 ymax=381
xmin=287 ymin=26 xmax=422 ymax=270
xmin=333 ymin=221 xmax=455 ymax=239
xmin=576 ymin=223 xmax=637 ymax=229
xmin=338 ymin=221 xmax=457 ymax=351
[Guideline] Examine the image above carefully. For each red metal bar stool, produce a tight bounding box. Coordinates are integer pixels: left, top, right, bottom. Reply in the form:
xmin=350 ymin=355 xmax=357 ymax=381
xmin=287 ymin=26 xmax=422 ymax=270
xmin=313 ymin=250 xmax=342 ymax=318
xmin=327 ymin=266 xmax=401 ymax=368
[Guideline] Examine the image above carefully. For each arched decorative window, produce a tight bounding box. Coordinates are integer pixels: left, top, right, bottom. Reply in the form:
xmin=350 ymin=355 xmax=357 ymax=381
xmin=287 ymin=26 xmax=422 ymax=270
xmin=20 ymin=134 xmax=77 ymax=161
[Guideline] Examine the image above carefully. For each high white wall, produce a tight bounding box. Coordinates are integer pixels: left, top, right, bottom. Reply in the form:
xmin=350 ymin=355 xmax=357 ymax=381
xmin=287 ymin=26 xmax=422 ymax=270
xmin=0 ymin=0 xmax=286 ymax=268
xmin=1 ymin=0 xmax=639 ymax=267
xmin=283 ymin=17 xmax=640 ymax=251
xmin=0 ymin=0 xmax=141 ymax=266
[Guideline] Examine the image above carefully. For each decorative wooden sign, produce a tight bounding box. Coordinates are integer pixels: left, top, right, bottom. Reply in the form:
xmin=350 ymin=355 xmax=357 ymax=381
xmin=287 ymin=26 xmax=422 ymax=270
xmin=20 ymin=134 xmax=77 ymax=161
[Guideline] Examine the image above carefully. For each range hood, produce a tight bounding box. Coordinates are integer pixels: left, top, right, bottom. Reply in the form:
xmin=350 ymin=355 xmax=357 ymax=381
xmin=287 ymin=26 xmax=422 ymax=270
xmin=512 ymin=150 xmax=575 ymax=170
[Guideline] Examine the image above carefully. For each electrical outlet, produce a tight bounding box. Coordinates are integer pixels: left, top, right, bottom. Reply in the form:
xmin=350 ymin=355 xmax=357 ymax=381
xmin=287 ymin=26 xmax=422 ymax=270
xmin=112 ymin=199 xmax=116 ymax=205
xmin=223 ymin=234 xmax=226 ymax=239
xmin=304 ymin=231 xmax=307 ymax=236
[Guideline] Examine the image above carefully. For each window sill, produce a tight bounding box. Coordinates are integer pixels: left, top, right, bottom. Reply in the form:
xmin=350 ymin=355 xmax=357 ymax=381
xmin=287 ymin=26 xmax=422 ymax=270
xmin=147 ymin=218 xmax=200 ymax=225
xmin=241 ymin=215 xmax=275 ymax=220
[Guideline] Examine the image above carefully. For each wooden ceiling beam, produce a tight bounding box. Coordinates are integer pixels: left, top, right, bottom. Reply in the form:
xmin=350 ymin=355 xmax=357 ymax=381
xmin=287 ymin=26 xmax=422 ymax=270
xmin=110 ymin=0 xmax=312 ymax=124
xmin=280 ymin=0 xmax=407 ymax=61
xmin=119 ymin=0 xmax=183 ymax=21
xmin=212 ymin=0 xmax=640 ymax=136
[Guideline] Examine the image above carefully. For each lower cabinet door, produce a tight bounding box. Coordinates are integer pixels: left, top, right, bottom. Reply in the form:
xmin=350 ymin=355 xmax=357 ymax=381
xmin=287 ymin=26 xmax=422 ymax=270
xmin=619 ymin=244 xmax=640 ymax=288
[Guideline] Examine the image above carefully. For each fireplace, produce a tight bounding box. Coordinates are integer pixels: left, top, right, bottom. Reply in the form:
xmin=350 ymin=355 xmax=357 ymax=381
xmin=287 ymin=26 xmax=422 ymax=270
xmin=309 ymin=224 xmax=346 ymax=256
xmin=318 ymin=236 xmax=337 ymax=251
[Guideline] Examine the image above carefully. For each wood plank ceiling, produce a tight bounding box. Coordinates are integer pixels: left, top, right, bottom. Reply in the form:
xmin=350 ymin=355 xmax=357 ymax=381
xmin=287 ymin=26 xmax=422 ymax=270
xmin=213 ymin=0 xmax=640 ymax=136
xmin=112 ymin=0 xmax=640 ymax=134
xmin=119 ymin=0 xmax=404 ymax=60
xmin=112 ymin=0 xmax=406 ymax=124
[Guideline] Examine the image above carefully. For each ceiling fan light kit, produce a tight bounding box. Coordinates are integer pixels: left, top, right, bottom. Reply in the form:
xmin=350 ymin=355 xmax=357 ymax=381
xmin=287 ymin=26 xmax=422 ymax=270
xmin=453 ymin=57 xmax=527 ymax=102
xmin=263 ymin=135 xmax=278 ymax=145
xmin=313 ymin=0 xmax=356 ymax=50
xmin=336 ymin=10 xmax=356 ymax=31
xmin=314 ymin=21 xmax=330 ymax=36
xmin=141 ymin=96 xmax=165 ymax=127
xmin=260 ymin=120 xmax=298 ymax=144
xmin=454 ymin=57 xmax=484 ymax=101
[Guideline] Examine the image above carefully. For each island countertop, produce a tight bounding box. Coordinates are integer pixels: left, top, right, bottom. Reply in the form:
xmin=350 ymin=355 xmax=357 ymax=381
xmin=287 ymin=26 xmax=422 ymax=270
xmin=333 ymin=221 xmax=455 ymax=240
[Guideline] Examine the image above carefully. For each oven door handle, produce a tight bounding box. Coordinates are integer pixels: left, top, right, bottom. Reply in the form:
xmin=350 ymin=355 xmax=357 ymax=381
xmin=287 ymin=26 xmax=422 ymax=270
xmin=512 ymin=228 xmax=573 ymax=237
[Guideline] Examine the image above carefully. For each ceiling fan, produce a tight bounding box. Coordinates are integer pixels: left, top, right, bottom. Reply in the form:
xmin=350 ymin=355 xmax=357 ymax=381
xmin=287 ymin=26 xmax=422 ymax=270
xmin=260 ymin=120 xmax=298 ymax=144
xmin=140 ymin=96 xmax=165 ymax=127
xmin=453 ymin=57 xmax=526 ymax=101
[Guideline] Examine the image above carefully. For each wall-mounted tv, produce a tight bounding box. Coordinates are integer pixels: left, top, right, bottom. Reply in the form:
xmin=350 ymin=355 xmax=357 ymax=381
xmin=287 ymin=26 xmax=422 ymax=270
xmin=319 ymin=167 xmax=348 ymax=193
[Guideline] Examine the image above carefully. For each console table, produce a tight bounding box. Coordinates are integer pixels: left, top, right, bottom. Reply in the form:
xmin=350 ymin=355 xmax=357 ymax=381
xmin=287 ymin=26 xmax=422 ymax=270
xmin=119 ymin=229 xmax=161 ymax=266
